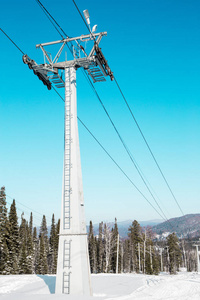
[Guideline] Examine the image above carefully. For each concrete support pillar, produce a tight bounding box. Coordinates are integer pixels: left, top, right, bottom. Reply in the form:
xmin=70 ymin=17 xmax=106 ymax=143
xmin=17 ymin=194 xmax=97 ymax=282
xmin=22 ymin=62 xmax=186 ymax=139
xmin=55 ymin=67 xmax=92 ymax=295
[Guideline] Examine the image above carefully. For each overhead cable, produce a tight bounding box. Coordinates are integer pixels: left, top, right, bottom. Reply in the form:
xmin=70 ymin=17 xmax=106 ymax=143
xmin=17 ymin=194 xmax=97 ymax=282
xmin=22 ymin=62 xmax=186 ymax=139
xmin=71 ymin=0 xmax=186 ymax=222
xmin=114 ymin=76 xmax=186 ymax=217
xmin=82 ymin=71 xmax=169 ymax=222
xmin=0 ymin=28 xmax=25 ymax=55
xmin=34 ymin=0 xmax=175 ymax=227
xmin=0 ymin=14 xmax=173 ymax=228
xmin=72 ymin=0 xmax=90 ymax=33
xmin=50 ymin=86 xmax=174 ymax=227
xmin=35 ymin=0 xmax=67 ymax=39
xmin=6 ymin=194 xmax=52 ymax=222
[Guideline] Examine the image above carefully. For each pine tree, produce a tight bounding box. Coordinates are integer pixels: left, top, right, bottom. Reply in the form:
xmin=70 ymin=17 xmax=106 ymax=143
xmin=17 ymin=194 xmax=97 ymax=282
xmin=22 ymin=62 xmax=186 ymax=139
xmin=103 ymin=223 xmax=112 ymax=272
xmin=18 ymin=214 xmax=30 ymax=274
xmin=97 ymin=222 xmax=104 ymax=273
xmin=0 ymin=187 xmax=7 ymax=236
xmin=0 ymin=187 xmax=8 ymax=274
xmin=167 ymin=233 xmax=182 ymax=274
xmin=54 ymin=218 xmax=60 ymax=270
xmin=55 ymin=218 xmax=60 ymax=250
xmin=2 ymin=219 xmax=13 ymax=274
xmin=8 ymin=199 xmax=20 ymax=273
xmin=37 ymin=233 xmax=48 ymax=274
xmin=128 ymin=220 xmax=142 ymax=272
xmin=40 ymin=215 xmax=49 ymax=255
xmin=49 ymin=214 xmax=57 ymax=274
xmin=0 ymin=240 xmax=9 ymax=274
xmin=33 ymin=226 xmax=40 ymax=273
xmin=26 ymin=216 xmax=34 ymax=274
xmin=123 ymin=239 xmax=131 ymax=273
xmin=29 ymin=212 xmax=33 ymax=236
xmin=110 ymin=218 xmax=121 ymax=273
xmin=19 ymin=242 xmax=29 ymax=274
xmin=36 ymin=215 xmax=49 ymax=274
xmin=88 ymin=221 xmax=97 ymax=273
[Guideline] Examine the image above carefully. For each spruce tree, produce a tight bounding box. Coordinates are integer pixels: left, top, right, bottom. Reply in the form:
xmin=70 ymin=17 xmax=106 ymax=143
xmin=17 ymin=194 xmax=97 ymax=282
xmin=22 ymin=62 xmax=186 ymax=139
xmin=128 ymin=220 xmax=142 ymax=272
xmin=0 ymin=240 xmax=9 ymax=274
xmin=33 ymin=226 xmax=40 ymax=273
xmin=53 ymin=218 xmax=60 ymax=273
xmin=167 ymin=233 xmax=182 ymax=274
xmin=4 ymin=215 xmax=16 ymax=274
xmin=0 ymin=187 xmax=8 ymax=274
xmin=88 ymin=221 xmax=97 ymax=273
xmin=19 ymin=214 xmax=29 ymax=273
xmin=38 ymin=233 xmax=48 ymax=274
xmin=123 ymin=239 xmax=131 ymax=273
xmin=40 ymin=215 xmax=49 ymax=255
xmin=26 ymin=219 xmax=34 ymax=274
xmin=37 ymin=215 xmax=49 ymax=274
xmin=49 ymin=214 xmax=57 ymax=274
xmin=55 ymin=218 xmax=60 ymax=250
xmin=110 ymin=218 xmax=121 ymax=273
xmin=0 ymin=187 xmax=7 ymax=235
xmin=19 ymin=242 xmax=29 ymax=274
xmin=103 ymin=223 xmax=112 ymax=272
xmin=97 ymin=222 xmax=104 ymax=273
xmin=8 ymin=199 xmax=20 ymax=273
xmin=29 ymin=212 xmax=33 ymax=236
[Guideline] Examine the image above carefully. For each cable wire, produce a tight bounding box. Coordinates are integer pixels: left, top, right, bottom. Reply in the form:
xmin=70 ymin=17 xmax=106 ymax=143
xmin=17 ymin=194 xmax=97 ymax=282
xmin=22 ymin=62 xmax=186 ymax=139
xmin=0 ymin=28 xmax=25 ymax=55
xmin=0 ymin=26 xmax=175 ymax=231
xmin=82 ymin=71 xmax=170 ymax=222
xmin=6 ymin=194 xmax=52 ymax=222
xmin=71 ymin=0 xmax=187 ymax=228
xmin=34 ymin=0 xmax=176 ymax=229
xmin=72 ymin=0 xmax=90 ymax=33
xmin=35 ymin=0 xmax=65 ymax=39
xmin=77 ymin=117 xmax=168 ymax=222
xmin=50 ymin=85 xmax=174 ymax=228
xmin=49 ymin=86 xmax=170 ymax=222
xmin=6 ymin=199 xmax=44 ymax=227
xmin=114 ymin=76 xmax=185 ymax=217
xmin=0 ymin=0 xmax=187 ymax=236
xmin=0 ymin=0 xmax=177 ymax=233
xmin=35 ymin=0 xmax=68 ymax=39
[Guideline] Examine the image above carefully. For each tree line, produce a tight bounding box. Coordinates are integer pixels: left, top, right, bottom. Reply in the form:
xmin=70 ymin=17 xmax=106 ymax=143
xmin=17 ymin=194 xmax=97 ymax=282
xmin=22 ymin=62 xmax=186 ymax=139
xmin=0 ymin=187 xmax=59 ymax=274
xmin=88 ymin=220 xmax=200 ymax=275
xmin=0 ymin=186 xmax=199 ymax=275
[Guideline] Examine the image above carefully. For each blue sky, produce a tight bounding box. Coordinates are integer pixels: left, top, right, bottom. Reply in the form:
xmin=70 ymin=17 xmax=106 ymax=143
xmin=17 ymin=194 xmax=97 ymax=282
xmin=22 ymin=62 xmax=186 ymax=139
xmin=0 ymin=0 xmax=200 ymax=227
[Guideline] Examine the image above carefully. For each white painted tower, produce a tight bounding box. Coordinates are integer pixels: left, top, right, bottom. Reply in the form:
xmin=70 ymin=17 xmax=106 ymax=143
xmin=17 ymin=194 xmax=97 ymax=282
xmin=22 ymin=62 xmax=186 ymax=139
xmin=23 ymin=10 xmax=113 ymax=294
xmin=55 ymin=67 xmax=92 ymax=295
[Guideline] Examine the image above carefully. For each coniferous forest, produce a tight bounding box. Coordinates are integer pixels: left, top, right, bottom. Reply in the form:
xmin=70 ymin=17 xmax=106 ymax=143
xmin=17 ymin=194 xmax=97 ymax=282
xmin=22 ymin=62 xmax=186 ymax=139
xmin=0 ymin=186 xmax=198 ymax=275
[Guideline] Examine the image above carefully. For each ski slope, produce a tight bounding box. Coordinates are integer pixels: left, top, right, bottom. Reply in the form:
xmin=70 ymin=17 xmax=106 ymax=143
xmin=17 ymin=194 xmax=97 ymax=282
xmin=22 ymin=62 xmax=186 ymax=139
xmin=0 ymin=272 xmax=200 ymax=300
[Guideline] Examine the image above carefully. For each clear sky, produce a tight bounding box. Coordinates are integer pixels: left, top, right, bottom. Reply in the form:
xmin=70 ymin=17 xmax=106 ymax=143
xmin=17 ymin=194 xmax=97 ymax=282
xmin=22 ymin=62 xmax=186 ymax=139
xmin=0 ymin=0 xmax=199 ymax=227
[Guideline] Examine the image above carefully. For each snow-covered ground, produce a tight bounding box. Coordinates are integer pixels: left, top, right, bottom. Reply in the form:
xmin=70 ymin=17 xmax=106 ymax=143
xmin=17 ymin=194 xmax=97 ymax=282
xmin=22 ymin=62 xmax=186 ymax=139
xmin=0 ymin=272 xmax=200 ymax=300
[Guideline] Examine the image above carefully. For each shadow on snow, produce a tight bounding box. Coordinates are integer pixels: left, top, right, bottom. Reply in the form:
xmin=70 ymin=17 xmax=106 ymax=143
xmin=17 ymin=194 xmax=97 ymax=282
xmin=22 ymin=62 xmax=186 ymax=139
xmin=37 ymin=275 xmax=56 ymax=294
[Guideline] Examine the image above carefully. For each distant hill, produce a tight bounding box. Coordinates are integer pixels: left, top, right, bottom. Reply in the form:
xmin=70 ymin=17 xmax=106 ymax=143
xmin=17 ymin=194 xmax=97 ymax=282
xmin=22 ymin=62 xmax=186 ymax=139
xmin=89 ymin=219 xmax=162 ymax=238
xmin=152 ymin=214 xmax=200 ymax=239
xmin=87 ymin=215 xmax=200 ymax=239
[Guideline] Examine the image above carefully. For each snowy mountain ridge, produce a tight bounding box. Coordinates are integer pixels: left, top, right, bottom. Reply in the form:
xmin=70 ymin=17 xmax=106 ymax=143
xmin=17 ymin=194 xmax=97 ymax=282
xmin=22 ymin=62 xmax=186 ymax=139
xmin=152 ymin=213 xmax=200 ymax=238
xmin=89 ymin=219 xmax=162 ymax=238
xmin=88 ymin=214 xmax=200 ymax=239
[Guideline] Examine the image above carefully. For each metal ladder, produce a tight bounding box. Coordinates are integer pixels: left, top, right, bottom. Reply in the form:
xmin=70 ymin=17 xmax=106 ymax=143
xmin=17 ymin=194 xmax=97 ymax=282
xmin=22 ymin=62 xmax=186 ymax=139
xmin=64 ymin=68 xmax=72 ymax=230
xmin=50 ymin=72 xmax=65 ymax=88
xmin=63 ymin=272 xmax=70 ymax=294
xmin=63 ymin=240 xmax=71 ymax=294
xmin=87 ymin=65 xmax=106 ymax=82
xmin=64 ymin=240 xmax=71 ymax=268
